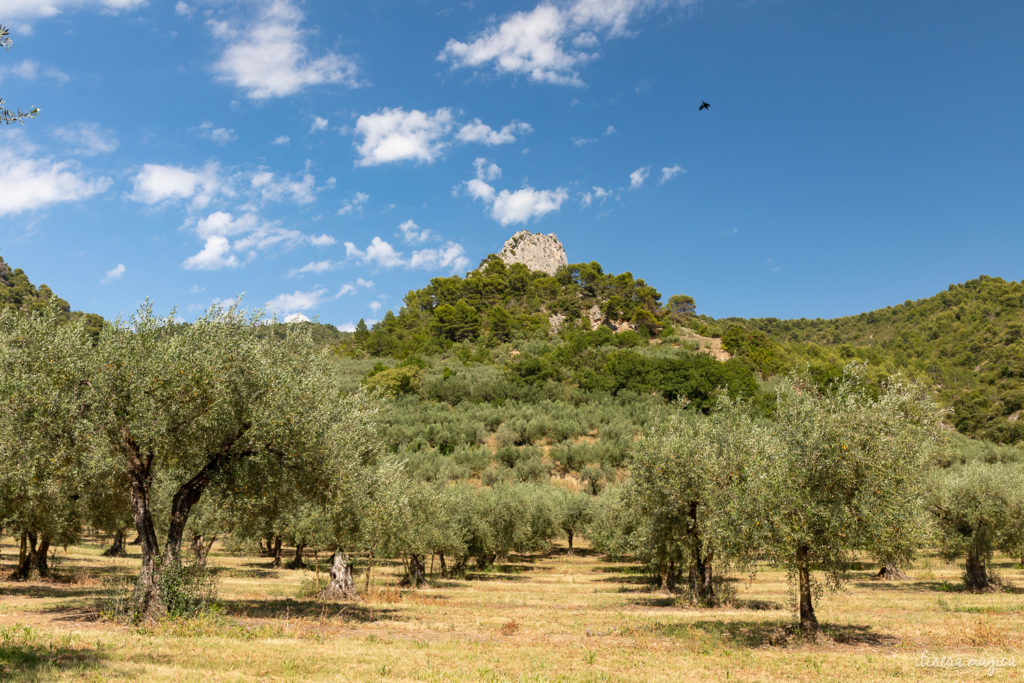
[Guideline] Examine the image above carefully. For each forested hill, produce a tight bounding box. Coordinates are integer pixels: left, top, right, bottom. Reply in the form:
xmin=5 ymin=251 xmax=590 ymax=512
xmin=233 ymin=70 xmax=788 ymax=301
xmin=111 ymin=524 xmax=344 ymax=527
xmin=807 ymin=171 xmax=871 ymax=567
xmin=360 ymin=256 xmax=667 ymax=358
xmin=0 ymin=255 xmax=71 ymax=314
xmin=722 ymin=276 xmax=1024 ymax=444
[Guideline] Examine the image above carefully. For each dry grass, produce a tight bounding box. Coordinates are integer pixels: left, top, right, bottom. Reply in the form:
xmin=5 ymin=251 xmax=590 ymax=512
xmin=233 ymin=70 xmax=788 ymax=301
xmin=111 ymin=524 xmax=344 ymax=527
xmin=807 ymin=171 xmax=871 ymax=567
xmin=1 ymin=539 xmax=1023 ymax=680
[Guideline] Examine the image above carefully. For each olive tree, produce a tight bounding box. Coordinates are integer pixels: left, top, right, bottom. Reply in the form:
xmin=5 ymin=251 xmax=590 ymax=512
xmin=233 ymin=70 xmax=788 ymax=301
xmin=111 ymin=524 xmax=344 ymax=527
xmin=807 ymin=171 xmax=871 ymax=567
xmin=927 ymin=462 xmax=1024 ymax=590
xmin=750 ymin=369 xmax=943 ymax=635
xmin=628 ymin=403 xmax=768 ymax=604
xmin=0 ymin=305 xmax=93 ymax=578
xmin=88 ymin=302 xmax=371 ymax=619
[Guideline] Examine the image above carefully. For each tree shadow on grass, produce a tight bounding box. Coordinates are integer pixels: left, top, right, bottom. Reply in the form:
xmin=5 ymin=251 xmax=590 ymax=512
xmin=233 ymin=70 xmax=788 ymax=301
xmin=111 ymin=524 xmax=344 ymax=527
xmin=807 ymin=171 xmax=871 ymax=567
xmin=0 ymin=625 xmax=109 ymax=679
xmin=856 ymin=579 xmax=1024 ymax=595
xmin=218 ymin=597 xmax=402 ymax=623
xmin=684 ymin=619 xmax=899 ymax=647
xmin=0 ymin=583 xmax=104 ymax=600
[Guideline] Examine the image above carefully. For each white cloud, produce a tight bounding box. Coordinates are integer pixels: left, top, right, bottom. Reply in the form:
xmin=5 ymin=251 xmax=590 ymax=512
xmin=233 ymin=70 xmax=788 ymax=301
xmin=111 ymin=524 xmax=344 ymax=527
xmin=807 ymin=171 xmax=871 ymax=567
xmin=579 ymin=185 xmax=611 ymax=207
xmin=369 ymin=301 xmax=383 ymax=314
xmin=354 ymin=107 xmax=454 ymax=166
xmin=0 ymin=133 xmax=112 ymax=217
xmin=439 ymin=0 xmax=686 ymax=86
xmin=356 ymin=277 xmax=374 ymax=288
xmin=101 ymin=263 xmax=125 ymax=283
xmin=463 ymin=158 xmax=567 ymax=225
xmin=629 ymin=165 xmax=650 ymax=189
xmin=490 ymin=186 xmax=569 ymax=225
xmin=309 ymin=116 xmax=329 ymax=132
xmin=197 ymin=121 xmax=237 ymax=145
xmin=408 ymin=242 xmax=470 ymax=272
xmin=130 ymin=162 xmax=228 ymax=209
xmin=398 ymin=219 xmax=431 ymax=244
xmin=51 ymin=122 xmax=118 ymax=156
xmin=210 ymin=0 xmax=360 ymax=99
xmin=337 ymin=283 xmax=356 ymax=296
xmin=572 ymin=136 xmax=597 ymax=147
xmin=271 ymin=135 xmax=290 ymax=145
xmin=265 ymin=287 xmax=328 ymax=315
xmin=338 ymin=191 xmax=369 ymax=215
xmin=284 ymin=312 xmax=310 ymax=323
xmin=2 ymin=0 xmax=145 ymax=23
xmin=604 ymin=124 xmax=616 ymax=135
xmin=439 ymin=4 xmax=586 ymax=86
xmin=455 ymin=119 xmax=532 ymax=146
xmin=252 ymin=169 xmax=318 ymax=204
xmin=309 ymin=233 xmax=335 ymax=247
xmin=0 ymin=60 xmax=69 ymax=83
xmin=344 ymin=236 xmax=405 ymax=269
xmin=183 ymin=235 xmax=239 ymax=270
xmin=175 ymin=1 xmax=192 ymax=17
xmin=189 ymin=284 xmax=206 ymax=294
xmin=289 ymin=259 xmax=335 ymax=276
xmin=194 ymin=210 xmax=259 ymax=239
xmin=659 ymin=164 xmax=685 ymax=184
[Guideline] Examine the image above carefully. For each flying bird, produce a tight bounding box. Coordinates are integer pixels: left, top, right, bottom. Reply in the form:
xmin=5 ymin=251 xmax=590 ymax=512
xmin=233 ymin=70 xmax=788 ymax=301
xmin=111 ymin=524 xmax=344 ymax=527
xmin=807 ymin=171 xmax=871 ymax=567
xmin=699 ymin=101 xmax=710 ymax=111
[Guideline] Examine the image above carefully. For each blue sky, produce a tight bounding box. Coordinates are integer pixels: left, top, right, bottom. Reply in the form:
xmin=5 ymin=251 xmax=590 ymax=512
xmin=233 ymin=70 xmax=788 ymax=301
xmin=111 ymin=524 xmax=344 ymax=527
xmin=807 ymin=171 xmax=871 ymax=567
xmin=1 ymin=0 xmax=1022 ymax=327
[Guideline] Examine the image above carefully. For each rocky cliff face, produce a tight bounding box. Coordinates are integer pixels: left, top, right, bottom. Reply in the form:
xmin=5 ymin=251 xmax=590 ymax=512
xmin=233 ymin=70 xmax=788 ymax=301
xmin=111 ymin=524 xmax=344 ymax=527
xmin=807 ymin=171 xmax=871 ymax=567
xmin=496 ymin=230 xmax=568 ymax=275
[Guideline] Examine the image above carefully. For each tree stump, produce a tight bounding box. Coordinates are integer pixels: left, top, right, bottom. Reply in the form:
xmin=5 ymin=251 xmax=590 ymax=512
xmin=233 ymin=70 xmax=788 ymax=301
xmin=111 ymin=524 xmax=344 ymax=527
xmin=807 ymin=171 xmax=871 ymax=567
xmin=320 ymin=553 xmax=359 ymax=600
xmin=874 ymin=562 xmax=909 ymax=580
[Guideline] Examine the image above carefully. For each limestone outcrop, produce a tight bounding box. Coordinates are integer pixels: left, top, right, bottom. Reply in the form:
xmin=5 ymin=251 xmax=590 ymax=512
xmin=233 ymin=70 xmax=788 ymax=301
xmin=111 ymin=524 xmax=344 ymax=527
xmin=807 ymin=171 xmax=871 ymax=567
xmin=495 ymin=230 xmax=568 ymax=275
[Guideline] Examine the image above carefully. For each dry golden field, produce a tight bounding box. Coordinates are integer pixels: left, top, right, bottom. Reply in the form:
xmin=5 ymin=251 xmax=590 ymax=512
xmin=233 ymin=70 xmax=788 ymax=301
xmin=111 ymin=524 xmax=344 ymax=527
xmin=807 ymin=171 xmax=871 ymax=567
xmin=1 ymin=540 xmax=1022 ymax=681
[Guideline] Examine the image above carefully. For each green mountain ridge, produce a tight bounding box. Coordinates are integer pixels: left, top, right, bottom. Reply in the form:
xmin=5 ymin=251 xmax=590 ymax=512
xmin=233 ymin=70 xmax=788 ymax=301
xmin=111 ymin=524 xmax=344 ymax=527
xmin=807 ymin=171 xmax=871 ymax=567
xmin=5 ymin=252 xmax=1022 ymax=444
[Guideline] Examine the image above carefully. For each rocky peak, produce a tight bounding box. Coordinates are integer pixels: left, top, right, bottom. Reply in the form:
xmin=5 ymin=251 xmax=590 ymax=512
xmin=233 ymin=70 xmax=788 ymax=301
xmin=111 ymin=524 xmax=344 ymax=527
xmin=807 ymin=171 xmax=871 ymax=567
xmin=495 ymin=230 xmax=568 ymax=275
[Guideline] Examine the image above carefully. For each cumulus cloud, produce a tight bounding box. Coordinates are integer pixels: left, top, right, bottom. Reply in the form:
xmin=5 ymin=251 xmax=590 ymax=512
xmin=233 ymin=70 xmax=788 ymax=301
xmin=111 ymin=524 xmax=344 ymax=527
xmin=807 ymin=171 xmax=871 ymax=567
xmin=344 ymin=236 xmax=405 ymax=269
xmin=210 ymin=0 xmax=360 ymax=99
xmin=175 ymin=1 xmax=192 ymax=17
xmin=408 ymin=242 xmax=470 ymax=272
xmin=101 ymin=263 xmax=125 ymax=283
xmin=0 ymin=60 xmax=69 ymax=83
xmin=196 ymin=121 xmax=237 ymax=145
xmin=2 ymin=0 xmax=145 ymax=23
xmin=579 ymin=185 xmax=612 ymax=207
xmin=338 ymin=191 xmax=369 ymax=216
xmin=463 ymin=158 xmax=567 ymax=225
xmin=659 ymin=164 xmax=685 ymax=184
xmin=0 ymin=133 xmax=112 ymax=217
xmin=309 ymin=115 xmax=328 ymax=132
xmin=251 ymin=169 xmax=317 ymax=204
xmin=455 ymin=119 xmax=532 ymax=146
xmin=354 ymin=107 xmax=454 ymax=166
xmin=284 ymin=312 xmax=311 ymax=323
xmin=629 ymin=165 xmax=650 ymax=189
xmin=344 ymin=234 xmax=468 ymax=273
xmin=439 ymin=5 xmax=585 ymax=86
xmin=130 ymin=162 xmax=229 ymax=209
xmin=398 ymin=219 xmax=431 ymax=244
xmin=265 ymin=287 xmax=328 ymax=315
xmin=271 ymin=135 xmax=290 ymax=145
xmin=51 ymin=122 xmax=118 ymax=156
xmin=183 ymin=235 xmax=239 ymax=270
xmin=439 ymin=0 xmax=688 ymax=85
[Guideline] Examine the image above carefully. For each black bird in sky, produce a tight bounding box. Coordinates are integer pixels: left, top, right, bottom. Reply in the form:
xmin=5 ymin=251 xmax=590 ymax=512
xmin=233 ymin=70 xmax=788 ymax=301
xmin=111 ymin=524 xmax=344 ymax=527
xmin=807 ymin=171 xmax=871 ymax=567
xmin=699 ymin=101 xmax=710 ymax=111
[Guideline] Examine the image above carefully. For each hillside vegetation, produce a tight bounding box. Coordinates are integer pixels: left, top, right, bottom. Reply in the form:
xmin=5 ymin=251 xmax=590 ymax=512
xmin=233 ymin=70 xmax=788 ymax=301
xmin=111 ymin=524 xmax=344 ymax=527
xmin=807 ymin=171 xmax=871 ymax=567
xmin=721 ymin=276 xmax=1024 ymax=444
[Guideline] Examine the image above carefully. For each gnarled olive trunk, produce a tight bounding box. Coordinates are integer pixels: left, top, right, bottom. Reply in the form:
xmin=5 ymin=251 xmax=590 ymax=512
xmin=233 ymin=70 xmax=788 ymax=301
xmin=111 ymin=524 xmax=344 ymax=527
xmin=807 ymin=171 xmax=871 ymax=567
xmin=400 ymin=554 xmax=428 ymax=588
xmin=286 ymin=543 xmax=306 ymax=569
xmin=438 ymin=552 xmax=448 ymax=578
xmin=191 ymin=534 xmax=215 ymax=567
xmin=128 ymin=454 xmax=163 ymax=621
xmin=320 ymin=552 xmax=359 ymax=599
xmin=796 ymin=544 xmax=818 ymax=636
xmin=271 ymin=536 xmax=283 ymax=567
xmin=103 ymin=528 xmax=128 ymax=557
xmin=567 ymin=530 xmax=575 ymax=555
xmin=965 ymin=548 xmax=992 ymax=591
xmin=11 ymin=531 xmax=50 ymax=580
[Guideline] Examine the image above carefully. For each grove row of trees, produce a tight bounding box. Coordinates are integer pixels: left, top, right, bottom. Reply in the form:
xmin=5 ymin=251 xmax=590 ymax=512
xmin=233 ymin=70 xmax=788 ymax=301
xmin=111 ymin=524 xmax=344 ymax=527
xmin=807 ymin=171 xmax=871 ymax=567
xmin=3 ymin=304 xmax=1022 ymax=634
